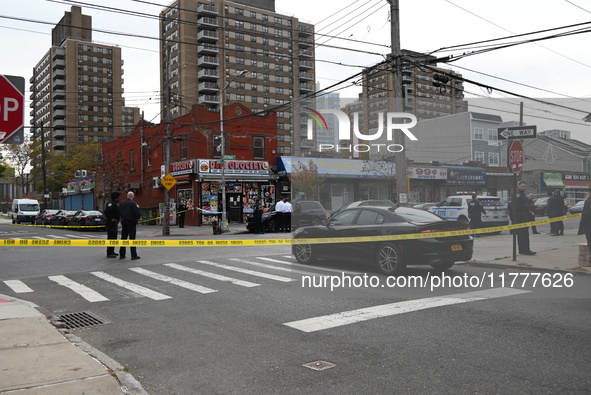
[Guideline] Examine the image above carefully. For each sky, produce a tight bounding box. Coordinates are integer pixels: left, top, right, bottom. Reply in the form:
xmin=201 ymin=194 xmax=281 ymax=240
xmin=1 ymin=0 xmax=591 ymax=143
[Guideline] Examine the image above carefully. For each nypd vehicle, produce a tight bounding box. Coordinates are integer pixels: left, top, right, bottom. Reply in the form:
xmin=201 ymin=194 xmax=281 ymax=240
xmin=428 ymin=194 xmax=510 ymax=229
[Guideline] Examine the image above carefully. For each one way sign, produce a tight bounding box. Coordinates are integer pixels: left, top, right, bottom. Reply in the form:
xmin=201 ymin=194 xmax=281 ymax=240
xmin=497 ymin=125 xmax=537 ymax=140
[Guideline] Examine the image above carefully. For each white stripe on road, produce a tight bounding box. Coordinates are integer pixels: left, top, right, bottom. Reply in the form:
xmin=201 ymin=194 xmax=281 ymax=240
xmin=48 ymin=275 xmax=109 ymax=302
xmin=256 ymin=257 xmax=367 ymax=275
xmin=284 ymin=287 xmax=530 ymax=333
xmin=3 ymin=280 xmax=34 ymax=293
xmin=196 ymin=260 xmax=294 ymax=282
xmin=230 ymin=258 xmax=323 ymax=277
xmin=90 ymin=271 xmax=171 ymax=300
xmin=63 ymin=234 xmax=90 ymax=239
xmin=165 ymin=263 xmax=260 ymax=287
xmin=128 ymin=267 xmax=217 ymax=294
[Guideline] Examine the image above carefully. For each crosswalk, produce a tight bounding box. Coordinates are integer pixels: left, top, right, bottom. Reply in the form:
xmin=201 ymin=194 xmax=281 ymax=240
xmin=5 ymin=233 xmax=107 ymax=240
xmin=1 ymin=255 xmax=340 ymax=303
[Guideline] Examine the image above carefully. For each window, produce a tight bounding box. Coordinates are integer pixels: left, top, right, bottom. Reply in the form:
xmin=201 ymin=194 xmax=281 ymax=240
xmin=276 ymin=75 xmax=283 ymax=83
xmin=250 ymin=59 xmax=257 ymax=67
xmin=251 ymin=35 xmax=257 ymax=43
xmin=236 ymin=33 xmax=244 ymax=40
xmin=250 ymin=23 xmax=257 ymax=30
xmin=330 ymin=210 xmax=357 ymax=226
xmin=146 ymin=145 xmax=152 ymax=167
xmin=488 ymin=129 xmax=497 ymax=140
xmin=262 ymin=26 xmax=269 ymax=33
xmin=236 ymin=82 xmax=245 ymax=89
xmin=236 ymin=57 xmax=245 ymax=64
xmin=474 ymin=151 xmax=485 ymax=163
xmin=213 ymin=135 xmax=223 ymax=157
xmin=253 ymin=137 xmax=264 ymax=159
xmin=236 ymin=44 xmax=244 ymax=52
xmin=262 ymin=14 xmax=268 ymax=21
xmin=263 ymin=86 xmax=270 ymax=93
xmin=473 ymin=127 xmax=484 ymax=140
xmin=275 ymin=87 xmax=283 ymax=94
xmin=250 ymin=11 xmax=257 ymax=18
xmin=130 ymin=149 xmax=135 ymax=171
xmin=488 ymin=152 xmax=500 ymax=166
xmin=181 ymin=139 xmax=187 ymax=159
xmin=357 ymin=210 xmax=385 ymax=225
xmin=235 ymin=20 xmax=244 ymax=28
xmin=274 ymin=17 xmax=283 ymax=24
xmin=235 ymin=8 xmax=244 ymax=15
xmin=251 ymin=84 xmax=258 ymax=91
xmin=263 ymin=62 xmax=269 ymax=69
xmin=236 ymin=94 xmax=245 ymax=101
xmin=251 ymin=96 xmax=258 ymax=103
xmin=263 ymin=73 xmax=269 ymax=81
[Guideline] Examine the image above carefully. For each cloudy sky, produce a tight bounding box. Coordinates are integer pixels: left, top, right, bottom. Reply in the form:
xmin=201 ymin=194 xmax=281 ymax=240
xmin=2 ymin=0 xmax=591 ymax=142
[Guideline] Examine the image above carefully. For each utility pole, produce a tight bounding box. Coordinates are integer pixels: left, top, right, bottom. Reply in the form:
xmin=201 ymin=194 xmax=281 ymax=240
xmin=40 ymin=123 xmax=48 ymax=209
xmin=162 ymin=48 xmax=171 ymax=236
xmin=387 ymin=0 xmax=407 ymax=205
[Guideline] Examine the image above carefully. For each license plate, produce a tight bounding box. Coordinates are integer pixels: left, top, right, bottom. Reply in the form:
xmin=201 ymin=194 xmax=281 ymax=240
xmin=95 ymin=218 xmax=101 ymax=221
xmin=451 ymin=244 xmax=463 ymax=251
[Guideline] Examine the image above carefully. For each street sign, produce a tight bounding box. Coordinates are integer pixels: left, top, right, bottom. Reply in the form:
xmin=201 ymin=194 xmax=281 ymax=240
xmin=508 ymin=140 xmax=524 ymax=174
xmin=223 ymin=155 xmax=236 ymax=160
xmin=497 ymin=125 xmax=537 ymax=140
xmin=160 ymin=173 xmax=177 ymax=191
xmin=0 ymin=75 xmax=25 ymax=144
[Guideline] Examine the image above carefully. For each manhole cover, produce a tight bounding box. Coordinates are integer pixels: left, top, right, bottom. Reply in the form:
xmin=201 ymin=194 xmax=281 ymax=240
xmin=302 ymin=360 xmax=337 ymax=371
xmin=54 ymin=311 xmax=112 ymax=329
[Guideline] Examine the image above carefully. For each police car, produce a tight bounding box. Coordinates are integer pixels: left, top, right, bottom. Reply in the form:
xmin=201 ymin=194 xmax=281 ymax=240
xmin=428 ymin=193 xmax=510 ymax=229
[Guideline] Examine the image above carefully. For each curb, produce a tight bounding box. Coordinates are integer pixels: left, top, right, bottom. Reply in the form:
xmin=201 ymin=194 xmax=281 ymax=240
xmin=460 ymin=261 xmax=591 ymax=275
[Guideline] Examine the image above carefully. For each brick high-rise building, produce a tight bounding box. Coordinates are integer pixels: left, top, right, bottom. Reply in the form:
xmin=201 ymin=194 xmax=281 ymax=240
xmin=159 ymin=0 xmax=316 ymax=156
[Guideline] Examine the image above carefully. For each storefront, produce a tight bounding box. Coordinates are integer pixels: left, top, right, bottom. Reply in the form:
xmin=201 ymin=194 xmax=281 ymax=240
xmin=406 ymin=166 xmax=448 ymax=204
xmin=554 ymin=173 xmax=591 ymax=204
xmin=197 ymin=159 xmax=277 ymax=224
xmin=438 ymin=166 xmax=487 ymax=198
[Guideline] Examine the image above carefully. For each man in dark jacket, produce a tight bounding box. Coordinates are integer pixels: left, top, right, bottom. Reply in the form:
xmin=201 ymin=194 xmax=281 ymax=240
xmin=104 ymin=191 xmax=120 ymax=258
xmin=468 ymin=193 xmax=486 ymax=231
xmin=119 ymin=191 xmax=141 ymax=260
xmin=547 ymin=189 xmax=565 ymax=236
xmin=577 ymin=190 xmax=591 ymax=267
xmin=515 ymin=181 xmax=536 ymax=255
xmin=177 ymin=200 xmax=187 ymax=228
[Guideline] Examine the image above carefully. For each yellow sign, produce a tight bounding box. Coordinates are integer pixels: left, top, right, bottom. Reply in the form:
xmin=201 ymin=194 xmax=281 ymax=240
xmin=160 ymin=173 xmax=177 ymax=190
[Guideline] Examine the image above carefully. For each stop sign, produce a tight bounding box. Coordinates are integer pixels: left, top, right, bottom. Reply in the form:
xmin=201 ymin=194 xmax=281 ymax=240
xmin=0 ymin=75 xmax=25 ymax=144
xmin=508 ymin=139 xmax=524 ymax=174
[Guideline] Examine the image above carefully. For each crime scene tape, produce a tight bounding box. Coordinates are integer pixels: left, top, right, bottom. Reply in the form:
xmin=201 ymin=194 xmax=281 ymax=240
xmin=1 ymin=213 xmax=582 ymax=247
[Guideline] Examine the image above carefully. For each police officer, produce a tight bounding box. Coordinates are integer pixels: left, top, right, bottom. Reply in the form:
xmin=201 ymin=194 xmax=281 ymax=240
xmin=467 ymin=193 xmax=486 ymax=231
xmin=119 ymin=191 xmax=141 ymax=260
xmin=516 ymin=181 xmax=536 ymax=255
xmin=104 ymin=191 xmax=120 ymax=258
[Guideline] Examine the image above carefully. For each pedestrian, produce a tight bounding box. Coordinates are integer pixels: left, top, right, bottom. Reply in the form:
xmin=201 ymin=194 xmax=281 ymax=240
xmin=104 ymin=191 xmax=120 ymax=258
xmin=282 ymin=198 xmax=293 ymax=232
xmin=527 ymin=193 xmax=540 ymax=234
xmin=253 ymin=198 xmax=264 ymax=234
xmin=467 ymin=193 xmax=486 ymax=232
xmin=177 ymin=200 xmax=187 ymax=228
xmin=275 ymin=197 xmax=285 ymax=232
xmin=547 ymin=189 xmax=565 ymax=236
xmin=119 ymin=191 xmax=141 ymax=260
xmin=292 ymin=198 xmax=302 ymax=229
xmin=515 ymin=181 xmax=536 ymax=255
xmin=577 ymin=189 xmax=591 ymax=267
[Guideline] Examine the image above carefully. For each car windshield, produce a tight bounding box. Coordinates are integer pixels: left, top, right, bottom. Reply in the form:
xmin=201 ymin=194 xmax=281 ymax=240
xmin=393 ymin=207 xmax=444 ymax=222
xmin=19 ymin=204 xmax=39 ymax=211
xmin=535 ymin=197 xmax=548 ymax=205
xmin=479 ymin=198 xmax=505 ymax=207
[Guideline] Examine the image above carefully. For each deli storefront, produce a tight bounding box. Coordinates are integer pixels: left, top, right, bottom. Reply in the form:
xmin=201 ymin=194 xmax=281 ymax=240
xmin=196 ymin=159 xmax=277 ymax=225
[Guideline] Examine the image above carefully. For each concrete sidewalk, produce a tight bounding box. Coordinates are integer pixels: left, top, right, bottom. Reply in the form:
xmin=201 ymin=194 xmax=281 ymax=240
xmin=0 ymin=294 xmax=147 ymax=394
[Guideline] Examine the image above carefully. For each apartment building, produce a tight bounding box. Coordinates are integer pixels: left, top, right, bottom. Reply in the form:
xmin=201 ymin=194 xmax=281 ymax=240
xmin=29 ymin=6 xmax=134 ymax=152
xmin=159 ymin=0 xmax=316 ymax=156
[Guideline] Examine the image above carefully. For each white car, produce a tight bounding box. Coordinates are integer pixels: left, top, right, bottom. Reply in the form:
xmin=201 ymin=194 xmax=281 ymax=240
xmin=429 ymin=195 xmax=510 ymax=229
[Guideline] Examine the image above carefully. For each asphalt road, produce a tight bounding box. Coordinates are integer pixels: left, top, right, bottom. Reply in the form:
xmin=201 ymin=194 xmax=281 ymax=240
xmin=0 ymin=222 xmax=590 ymax=394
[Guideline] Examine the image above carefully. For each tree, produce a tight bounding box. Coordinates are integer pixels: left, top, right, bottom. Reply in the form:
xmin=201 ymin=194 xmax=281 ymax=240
xmin=94 ymin=153 xmax=130 ymax=202
xmin=4 ymin=141 xmax=34 ymax=194
xmin=361 ymin=153 xmax=397 ymax=202
xmin=290 ymin=160 xmax=325 ymax=201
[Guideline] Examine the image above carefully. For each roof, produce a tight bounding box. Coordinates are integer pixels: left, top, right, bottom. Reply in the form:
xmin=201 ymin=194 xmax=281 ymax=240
xmin=537 ymin=135 xmax=591 ymax=158
xmin=470 ymin=112 xmax=503 ymax=122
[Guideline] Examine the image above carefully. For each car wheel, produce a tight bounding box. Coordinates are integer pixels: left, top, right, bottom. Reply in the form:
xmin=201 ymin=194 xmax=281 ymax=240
xmin=267 ymin=218 xmax=277 ymax=232
xmin=293 ymin=244 xmax=316 ymax=264
xmin=375 ymin=243 xmax=405 ymax=275
xmin=458 ymin=215 xmax=469 ymax=223
xmin=430 ymin=260 xmax=455 ymax=270
xmin=312 ymin=216 xmax=322 ymax=226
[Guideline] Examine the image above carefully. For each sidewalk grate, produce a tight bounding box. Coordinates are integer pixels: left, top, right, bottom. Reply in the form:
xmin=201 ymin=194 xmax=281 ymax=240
xmin=302 ymin=360 xmax=337 ymax=371
xmin=54 ymin=311 xmax=112 ymax=329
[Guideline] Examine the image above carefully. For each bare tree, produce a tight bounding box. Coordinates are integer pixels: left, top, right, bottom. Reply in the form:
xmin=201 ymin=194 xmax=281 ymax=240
xmin=290 ymin=160 xmax=325 ymax=201
xmin=4 ymin=140 xmax=34 ymax=195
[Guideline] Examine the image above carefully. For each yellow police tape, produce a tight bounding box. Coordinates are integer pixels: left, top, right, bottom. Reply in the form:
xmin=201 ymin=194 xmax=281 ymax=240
xmin=1 ymin=213 xmax=582 ymax=247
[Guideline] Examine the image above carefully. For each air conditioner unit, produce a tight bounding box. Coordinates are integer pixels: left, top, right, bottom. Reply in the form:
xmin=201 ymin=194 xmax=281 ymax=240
xmin=74 ymin=170 xmax=82 ymax=178
xmin=80 ymin=170 xmax=88 ymax=177
xmin=152 ymin=177 xmax=162 ymax=189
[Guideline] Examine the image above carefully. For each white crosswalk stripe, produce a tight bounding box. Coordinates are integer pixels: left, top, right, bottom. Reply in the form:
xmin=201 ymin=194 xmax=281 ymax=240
xmin=256 ymin=257 xmax=367 ymax=275
xmin=230 ymin=258 xmax=321 ymax=277
xmin=90 ymin=271 xmax=171 ymax=300
xmin=48 ymin=275 xmax=109 ymax=302
xmin=3 ymin=280 xmax=34 ymax=293
xmin=165 ymin=263 xmax=260 ymax=287
xmin=128 ymin=267 xmax=217 ymax=294
xmin=197 ymin=260 xmax=294 ymax=282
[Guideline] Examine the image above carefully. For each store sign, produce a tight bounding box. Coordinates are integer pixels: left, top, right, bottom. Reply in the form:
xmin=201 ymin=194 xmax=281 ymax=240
xmin=543 ymin=172 xmax=564 ymax=187
xmin=198 ymin=159 xmax=270 ymax=175
xmin=446 ymin=168 xmax=486 ymax=185
xmin=66 ymin=177 xmax=94 ymax=194
xmin=407 ymin=167 xmax=447 ymax=180
xmin=170 ymin=159 xmax=196 ymax=175
xmin=564 ymin=174 xmax=590 ymax=181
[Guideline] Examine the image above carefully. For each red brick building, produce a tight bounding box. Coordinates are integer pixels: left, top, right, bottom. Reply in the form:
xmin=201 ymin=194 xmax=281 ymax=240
xmin=101 ymin=103 xmax=278 ymax=226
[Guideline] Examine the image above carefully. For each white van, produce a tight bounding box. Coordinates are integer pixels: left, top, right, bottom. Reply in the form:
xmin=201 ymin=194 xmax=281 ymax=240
xmin=428 ymin=195 xmax=510 ymax=228
xmin=11 ymin=199 xmax=41 ymax=224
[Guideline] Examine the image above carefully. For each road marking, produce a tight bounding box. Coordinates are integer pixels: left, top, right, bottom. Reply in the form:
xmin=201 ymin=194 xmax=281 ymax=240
xmin=165 ymin=263 xmax=260 ymax=287
xmin=3 ymin=280 xmax=34 ymax=293
xmin=63 ymin=234 xmax=91 ymax=239
xmin=90 ymin=271 xmax=171 ymax=300
xmin=256 ymin=257 xmax=367 ymax=275
xmin=48 ymin=275 xmax=109 ymax=302
xmin=128 ymin=267 xmax=217 ymax=294
xmin=196 ymin=260 xmax=294 ymax=282
xmin=284 ymin=288 xmax=531 ymax=333
xmin=230 ymin=258 xmax=323 ymax=277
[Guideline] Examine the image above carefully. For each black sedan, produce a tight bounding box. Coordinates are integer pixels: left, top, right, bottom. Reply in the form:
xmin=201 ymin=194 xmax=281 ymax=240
xmin=292 ymin=206 xmax=474 ymax=275
xmin=35 ymin=209 xmax=59 ymax=225
xmin=48 ymin=210 xmax=77 ymax=227
xmin=246 ymin=201 xmax=327 ymax=233
xmin=69 ymin=210 xmax=106 ymax=230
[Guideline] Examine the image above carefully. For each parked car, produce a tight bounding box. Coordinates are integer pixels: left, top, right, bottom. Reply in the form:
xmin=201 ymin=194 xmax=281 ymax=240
xmin=69 ymin=210 xmax=106 ymax=230
xmin=48 ymin=210 xmax=77 ymax=227
xmin=292 ymin=206 xmax=474 ymax=275
xmin=35 ymin=209 xmax=59 ymax=225
xmin=331 ymin=200 xmax=395 ymax=217
xmin=429 ymin=195 xmax=509 ymax=228
xmin=569 ymin=200 xmax=585 ymax=214
xmin=412 ymin=202 xmax=437 ymax=211
xmin=246 ymin=201 xmax=327 ymax=233
xmin=533 ymin=197 xmax=549 ymax=216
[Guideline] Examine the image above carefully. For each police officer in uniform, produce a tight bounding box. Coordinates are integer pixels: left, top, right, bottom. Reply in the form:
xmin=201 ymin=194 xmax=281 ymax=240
xmin=468 ymin=193 xmax=486 ymax=231
xmin=104 ymin=191 xmax=121 ymax=258
xmin=119 ymin=191 xmax=142 ymax=260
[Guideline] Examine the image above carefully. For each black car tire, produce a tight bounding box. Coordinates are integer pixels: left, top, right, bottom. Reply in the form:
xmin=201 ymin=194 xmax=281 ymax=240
xmin=430 ymin=260 xmax=455 ymax=270
xmin=312 ymin=216 xmax=322 ymax=226
xmin=376 ymin=243 xmax=405 ymax=275
xmin=293 ymin=244 xmax=316 ymax=264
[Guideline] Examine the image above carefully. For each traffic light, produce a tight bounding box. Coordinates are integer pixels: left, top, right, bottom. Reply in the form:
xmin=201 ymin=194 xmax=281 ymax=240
xmin=432 ymin=73 xmax=451 ymax=94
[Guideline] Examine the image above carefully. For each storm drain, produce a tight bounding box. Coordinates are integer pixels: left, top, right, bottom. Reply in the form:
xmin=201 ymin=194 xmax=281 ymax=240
xmin=53 ymin=311 xmax=112 ymax=329
xmin=302 ymin=360 xmax=337 ymax=371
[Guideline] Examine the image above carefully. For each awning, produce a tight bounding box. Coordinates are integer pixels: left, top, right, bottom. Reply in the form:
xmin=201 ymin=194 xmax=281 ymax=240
xmin=277 ymin=156 xmax=393 ymax=179
xmin=174 ymin=175 xmax=192 ymax=184
xmin=563 ymin=180 xmax=591 ymax=187
xmin=199 ymin=174 xmax=278 ymax=182
xmin=542 ymin=173 xmax=564 ymax=187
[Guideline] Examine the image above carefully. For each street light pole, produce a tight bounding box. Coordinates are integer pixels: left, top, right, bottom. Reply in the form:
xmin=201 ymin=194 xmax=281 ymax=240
xmin=219 ymin=70 xmax=246 ymax=232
